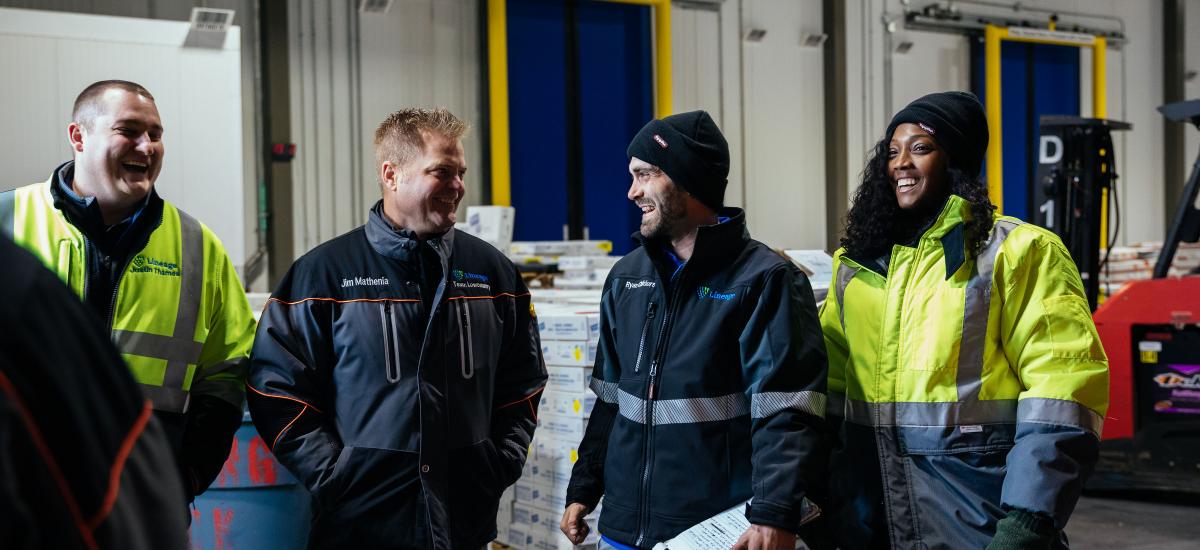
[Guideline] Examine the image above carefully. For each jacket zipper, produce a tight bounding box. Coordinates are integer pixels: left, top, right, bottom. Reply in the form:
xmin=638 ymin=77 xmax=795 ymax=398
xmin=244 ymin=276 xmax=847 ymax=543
xmin=635 ymin=283 xmax=681 ymax=547
xmin=381 ymin=302 xmax=401 ymax=383
xmin=457 ymin=300 xmax=475 ymax=379
xmin=105 ymin=250 xmax=135 ymax=332
xmin=633 ymin=301 xmax=657 ymax=373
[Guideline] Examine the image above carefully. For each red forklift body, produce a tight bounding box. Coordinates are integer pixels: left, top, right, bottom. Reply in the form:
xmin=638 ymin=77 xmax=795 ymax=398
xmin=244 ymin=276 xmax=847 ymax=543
xmin=1091 ymin=277 xmax=1200 ymax=492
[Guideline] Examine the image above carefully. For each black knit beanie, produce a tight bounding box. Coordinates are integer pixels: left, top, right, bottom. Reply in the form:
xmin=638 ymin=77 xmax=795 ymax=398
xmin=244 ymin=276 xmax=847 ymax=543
xmin=885 ymin=91 xmax=989 ymax=178
xmin=626 ymin=110 xmax=730 ymax=211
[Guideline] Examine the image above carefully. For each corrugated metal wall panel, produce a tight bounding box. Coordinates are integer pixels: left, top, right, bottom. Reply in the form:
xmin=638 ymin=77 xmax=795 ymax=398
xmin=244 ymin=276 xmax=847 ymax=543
xmin=287 ymin=0 xmax=480 ymax=258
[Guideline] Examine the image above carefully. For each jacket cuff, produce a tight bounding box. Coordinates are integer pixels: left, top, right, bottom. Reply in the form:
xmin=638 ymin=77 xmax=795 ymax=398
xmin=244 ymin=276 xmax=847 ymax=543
xmin=564 ymin=485 xmax=603 ymax=511
xmin=744 ymin=500 xmax=802 ymax=534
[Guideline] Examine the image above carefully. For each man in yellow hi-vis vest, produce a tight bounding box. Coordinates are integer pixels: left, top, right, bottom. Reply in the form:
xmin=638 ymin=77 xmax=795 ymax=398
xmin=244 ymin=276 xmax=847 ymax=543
xmin=0 ymin=80 xmax=256 ymax=507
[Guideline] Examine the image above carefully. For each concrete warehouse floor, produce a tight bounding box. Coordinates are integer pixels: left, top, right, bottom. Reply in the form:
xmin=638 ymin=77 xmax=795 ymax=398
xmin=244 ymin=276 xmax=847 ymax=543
xmin=1066 ymin=491 xmax=1200 ymax=549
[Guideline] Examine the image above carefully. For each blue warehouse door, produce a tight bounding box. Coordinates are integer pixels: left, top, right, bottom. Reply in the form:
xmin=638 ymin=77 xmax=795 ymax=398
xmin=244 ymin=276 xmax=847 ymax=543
xmin=507 ymin=0 xmax=653 ymax=254
xmin=973 ymin=41 xmax=1080 ymax=220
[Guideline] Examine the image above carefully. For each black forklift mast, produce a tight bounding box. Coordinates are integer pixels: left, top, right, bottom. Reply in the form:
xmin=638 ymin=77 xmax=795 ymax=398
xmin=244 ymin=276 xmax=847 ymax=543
xmin=1034 ymin=116 xmax=1131 ymax=310
xmin=1153 ymin=99 xmax=1200 ymax=279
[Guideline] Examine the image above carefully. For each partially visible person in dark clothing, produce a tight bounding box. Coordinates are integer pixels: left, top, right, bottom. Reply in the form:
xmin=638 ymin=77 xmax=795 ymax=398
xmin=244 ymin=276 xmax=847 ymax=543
xmin=0 ymin=234 xmax=187 ymax=549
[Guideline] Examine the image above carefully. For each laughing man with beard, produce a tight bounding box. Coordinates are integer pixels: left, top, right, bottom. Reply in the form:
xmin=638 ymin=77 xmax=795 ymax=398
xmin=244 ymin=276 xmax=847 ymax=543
xmin=561 ymin=110 xmax=828 ymax=550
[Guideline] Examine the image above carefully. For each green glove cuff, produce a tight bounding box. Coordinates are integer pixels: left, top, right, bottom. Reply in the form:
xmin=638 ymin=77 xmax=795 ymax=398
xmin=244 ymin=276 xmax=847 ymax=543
xmin=986 ymin=508 xmax=1057 ymax=550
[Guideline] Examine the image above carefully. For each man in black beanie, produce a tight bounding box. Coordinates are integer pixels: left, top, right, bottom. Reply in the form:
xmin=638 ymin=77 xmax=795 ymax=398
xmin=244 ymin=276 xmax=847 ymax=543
xmin=562 ymin=111 xmax=829 ymax=550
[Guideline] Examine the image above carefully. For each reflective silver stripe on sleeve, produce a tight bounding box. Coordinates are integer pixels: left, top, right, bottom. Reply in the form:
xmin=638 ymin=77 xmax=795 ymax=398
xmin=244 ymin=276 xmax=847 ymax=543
xmin=751 ymin=391 xmax=827 ymax=419
xmin=835 ymin=263 xmax=859 ymax=332
xmin=139 ymin=383 xmax=191 ymax=413
xmin=1017 ymin=397 xmax=1104 ymax=437
xmin=112 ymin=330 xmax=205 ymax=364
xmin=590 ymin=377 xmax=619 ymax=404
xmin=842 ymin=397 xmax=1018 ymax=427
xmin=617 ymin=389 xmax=749 ymax=425
xmin=956 ymin=219 xmax=1020 ymax=402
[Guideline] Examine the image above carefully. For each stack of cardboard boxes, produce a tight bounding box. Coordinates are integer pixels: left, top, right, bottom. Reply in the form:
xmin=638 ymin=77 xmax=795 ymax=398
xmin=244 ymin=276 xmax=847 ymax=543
xmin=554 ymin=255 xmax=620 ymax=289
xmin=509 ymin=240 xmax=614 ymax=267
xmin=496 ymin=275 xmax=607 ymax=549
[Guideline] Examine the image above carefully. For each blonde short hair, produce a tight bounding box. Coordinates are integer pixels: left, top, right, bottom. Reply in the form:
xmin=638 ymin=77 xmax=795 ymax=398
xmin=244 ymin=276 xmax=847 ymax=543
xmin=373 ymin=108 xmax=468 ymax=172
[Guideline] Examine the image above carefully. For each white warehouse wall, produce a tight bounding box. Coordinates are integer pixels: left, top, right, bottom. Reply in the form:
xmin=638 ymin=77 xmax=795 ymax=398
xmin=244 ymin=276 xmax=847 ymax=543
xmin=844 ymin=0 xmax=1169 ymax=246
xmin=0 ymin=0 xmax=262 ymax=280
xmin=286 ymin=0 xmax=482 ymax=258
xmin=672 ymin=0 xmax=828 ymax=250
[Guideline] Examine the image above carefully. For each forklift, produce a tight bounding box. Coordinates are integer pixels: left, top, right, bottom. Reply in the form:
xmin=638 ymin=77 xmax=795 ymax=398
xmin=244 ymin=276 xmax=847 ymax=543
xmin=1037 ymin=100 xmax=1200 ymax=493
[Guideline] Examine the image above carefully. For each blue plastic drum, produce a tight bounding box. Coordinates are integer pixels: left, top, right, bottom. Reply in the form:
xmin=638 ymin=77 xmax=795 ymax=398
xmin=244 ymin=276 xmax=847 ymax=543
xmin=190 ymin=412 xmax=311 ymax=549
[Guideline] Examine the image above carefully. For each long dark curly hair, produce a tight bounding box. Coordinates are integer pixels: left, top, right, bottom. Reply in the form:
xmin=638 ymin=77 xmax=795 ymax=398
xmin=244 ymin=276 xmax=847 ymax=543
xmin=840 ymin=137 xmax=996 ymax=259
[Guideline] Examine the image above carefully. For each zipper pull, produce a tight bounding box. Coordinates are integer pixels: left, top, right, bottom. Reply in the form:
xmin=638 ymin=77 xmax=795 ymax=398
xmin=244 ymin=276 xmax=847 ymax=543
xmin=647 ymin=359 xmax=659 ymax=400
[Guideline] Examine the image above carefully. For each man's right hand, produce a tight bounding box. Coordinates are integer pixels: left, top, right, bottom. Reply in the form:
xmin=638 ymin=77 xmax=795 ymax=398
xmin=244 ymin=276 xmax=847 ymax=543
xmin=560 ymin=502 xmax=592 ymax=544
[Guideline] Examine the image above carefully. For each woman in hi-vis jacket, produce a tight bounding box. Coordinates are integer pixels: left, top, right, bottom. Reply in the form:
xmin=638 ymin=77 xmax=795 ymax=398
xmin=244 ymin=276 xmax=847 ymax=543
xmin=819 ymin=91 xmax=1109 ymax=549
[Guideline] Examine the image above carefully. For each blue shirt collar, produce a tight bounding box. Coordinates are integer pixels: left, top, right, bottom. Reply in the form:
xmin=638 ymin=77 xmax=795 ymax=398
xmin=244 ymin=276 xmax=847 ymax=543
xmin=56 ymin=161 xmax=150 ymax=229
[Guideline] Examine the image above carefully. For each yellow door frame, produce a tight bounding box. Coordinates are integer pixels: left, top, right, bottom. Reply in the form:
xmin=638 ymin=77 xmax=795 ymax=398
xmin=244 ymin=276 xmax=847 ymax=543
xmin=984 ymin=24 xmax=1107 ymax=219
xmin=486 ymin=0 xmax=672 ymax=206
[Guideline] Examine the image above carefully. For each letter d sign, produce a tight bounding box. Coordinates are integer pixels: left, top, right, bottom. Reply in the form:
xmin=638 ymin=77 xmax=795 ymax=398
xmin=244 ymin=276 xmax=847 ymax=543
xmin=1039 ymin=135 xmax=1063 ymax=164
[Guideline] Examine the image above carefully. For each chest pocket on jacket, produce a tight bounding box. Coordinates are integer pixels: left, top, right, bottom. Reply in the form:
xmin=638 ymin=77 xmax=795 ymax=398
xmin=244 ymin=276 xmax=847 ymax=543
xmin=447 ymin=296 xmax=505 ymax=448
xmin=452 ymin=297 xmax=504 ymax=380
xmin=900 ymin=285 xmax=965 ymax=371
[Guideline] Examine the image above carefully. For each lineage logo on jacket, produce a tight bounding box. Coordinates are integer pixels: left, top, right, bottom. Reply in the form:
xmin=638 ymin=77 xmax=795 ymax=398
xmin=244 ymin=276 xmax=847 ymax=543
xmin=697 ymin=286 xmax=736 ymax=301
xmin=453 ymin=269 xmax=491 ymax=290
xmin=130 ymin=255 xmax=181 ymax=277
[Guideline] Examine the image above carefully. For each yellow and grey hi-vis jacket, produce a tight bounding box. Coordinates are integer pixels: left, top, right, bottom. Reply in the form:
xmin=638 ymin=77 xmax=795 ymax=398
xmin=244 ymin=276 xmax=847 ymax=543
xmin=0 ymin=177 xmax=255 ymax=416
xmin=819 ymin=194 xmax=1109 ymax=549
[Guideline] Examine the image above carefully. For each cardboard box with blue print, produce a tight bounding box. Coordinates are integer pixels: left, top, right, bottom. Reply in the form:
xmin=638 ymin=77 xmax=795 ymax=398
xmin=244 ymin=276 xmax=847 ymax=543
xmin=538 ymin=390 xmax=596 ymax=418
xmin=541 ymin=340 xmax=596 ymax=367
xmin=546 ymin=365 xmax=591 ymax=394
xmin=536 ymin=310 xmax=601 ymax=341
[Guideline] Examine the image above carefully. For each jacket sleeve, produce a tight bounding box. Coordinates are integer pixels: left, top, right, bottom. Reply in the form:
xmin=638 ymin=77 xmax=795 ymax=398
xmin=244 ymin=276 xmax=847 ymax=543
xmin=488 ymin=268 xmax=548 ymax=487
xmin=995 ymin=231 xmax=1109 ymax=529
xmin=740 ymin=264 xmax=828 ymax=531
xmin=183 ymin=235 xmax=258 ymax=497
xmin=245 ymin=269 xmax=344 ymax=494
xmin=565 ymin=275 xmax=621 ymax=510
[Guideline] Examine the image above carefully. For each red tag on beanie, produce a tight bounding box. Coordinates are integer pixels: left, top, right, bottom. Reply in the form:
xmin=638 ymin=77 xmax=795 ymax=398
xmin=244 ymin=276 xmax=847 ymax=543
xmin=653 ymin=134 xmax=668 ymax=148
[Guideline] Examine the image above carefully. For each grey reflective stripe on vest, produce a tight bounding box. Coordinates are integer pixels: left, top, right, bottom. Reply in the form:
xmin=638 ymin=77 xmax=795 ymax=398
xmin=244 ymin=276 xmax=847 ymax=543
xmin=616 ymin=388 xmax=750 ymax=425
xmin=590 ymin=377 xmax=619 ymax=404
xmin=842 ymin=397 xmax=1018 ymax=427
xmin=837 ymin=396 xmax=1100 ymax=433
xmin=751 ymin=391 xmax=827 ymax=419
xmin=1017 ymin=397 xmax=1104 ymax=437
xmin=120 ymin=210 xmax=205 ymax=413
xmin=955 ymin=219 xmax=1021 ymax=402
xmin=112 ymin=330 xmax=204 ymax=364
xmin=834 ymin=263 xmax=858 ymax=332
xmin=138 ymin=383 xmax=190 ymax=414
xmin=0 ymin=189 xmax=14 ymax=237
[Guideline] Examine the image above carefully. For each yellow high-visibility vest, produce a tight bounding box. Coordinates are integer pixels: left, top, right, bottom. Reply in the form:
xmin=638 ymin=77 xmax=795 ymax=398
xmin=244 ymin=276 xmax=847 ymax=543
xmin=1 ymin=178 xmax=254 ymax=413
